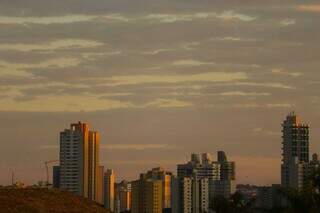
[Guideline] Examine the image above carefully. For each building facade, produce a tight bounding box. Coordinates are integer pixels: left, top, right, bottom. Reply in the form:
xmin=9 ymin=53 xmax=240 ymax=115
xmin=104 ymin=169 xmax=115 ymax=211
xmin=171 ymin=176 xmax=209 ymax=213
xmin=176 ymin=152 xmax=236 ymax=211
xmin=115 ymin=180 xmax=132 ymax=213
xmin=58 ymin=122 xmax=102 ymax=202
xmin=131 ymin=175 xmax=163 ymax=213
xmin=281 ymin=112 xmax=310 ymax=190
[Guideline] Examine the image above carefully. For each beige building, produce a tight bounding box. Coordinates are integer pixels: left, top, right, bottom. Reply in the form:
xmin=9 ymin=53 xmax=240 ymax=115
xmin=145 ymin=167 xmax=173 ymax=209
xmin=104 ymin=169 xmax=115 ymax=211
xmin=131 ymin=173 xmax=163 ymax=213
xmin=59 ymin=122 xmax=103 ymax=203
xmin=96 ymin=166 xmax=104 ymax=205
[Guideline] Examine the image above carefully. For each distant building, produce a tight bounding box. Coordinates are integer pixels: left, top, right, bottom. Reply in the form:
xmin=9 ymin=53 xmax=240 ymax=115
xmin=52 ymin=166 xmax=60 ymax=188
xmin=131 ymin=175 xmax=163 ymax=213
xmin=104 ymin=169 xmax=115 ymax=211
xmin=281 ymin=112 xmax=310 ymax=190
xmin=211 ymin=151 xmax=236 ymax=198
xmin=115 ymin=180 xmax=131 ymax=213
xmin=256 ymin=185 xmax=287 ymax=210
xmin=144 ymin=167 xmax=173 ymax=209
xmin=58 ymin=122 xmax=102 ymax=202
xmin=171 ymin=176 xmax=209 ymax=213
xmin=96 ymin=166 xmax=104 ymax=205
xmin=175 ymin=152 xmax=236 ymax=210
xmin=177 ymin=153 xmax=220 ymax=181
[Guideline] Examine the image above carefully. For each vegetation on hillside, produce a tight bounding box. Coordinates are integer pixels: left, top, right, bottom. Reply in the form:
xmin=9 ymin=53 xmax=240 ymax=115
xmin=0 ymin=188 xmax=111 ymax=213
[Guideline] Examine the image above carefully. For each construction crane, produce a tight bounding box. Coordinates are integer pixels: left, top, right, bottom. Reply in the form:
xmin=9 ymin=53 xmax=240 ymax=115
xmin=45 ymin=160 xmax=59 ymax=185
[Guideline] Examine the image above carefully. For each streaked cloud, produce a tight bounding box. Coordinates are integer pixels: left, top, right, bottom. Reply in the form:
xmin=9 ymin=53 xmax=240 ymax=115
xmin=234 ymin=82 xmax=296 ymax=90
xmin=280 ymin=19 xmax=296 ymax=26
xmin=141 ymin=49 xmax=175 ymax=55
xmin=0 ymin=95 xmax=134 ymax=112
xmin=144 ymin=98 xmax=193 ymax=108
xmin=0 ymin=39 xmax=104 ymax=52
xmin=172 ymin=59 xmax=215 ymax=67
xmin=220 ymin=91 xmax=270 ymax=96
xmin=271 ymin=68 xmax=302 ymax=77
xmin=101 ymin=144 xmax=175 ymax=150
xmin=101 ymin=72 xmax=248 ymax=86
xmin=296 ymin=5 xmax=320 ymax=12
xmin=233 ymin=103 xmax=294 ymax=109
xmin=0 ymin=58 xmax=80 ymax=77
xmin=103 ymin=11 xmax=256 ymax=23
xmin=0 ymin=15 xmax=97 ymax=25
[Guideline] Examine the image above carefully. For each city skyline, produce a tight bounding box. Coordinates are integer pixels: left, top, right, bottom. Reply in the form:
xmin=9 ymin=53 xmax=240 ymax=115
xmin=1 ymin=0 xmax=320 ymax=187
xmin=2 ymin=111 xmax=319 ymax=187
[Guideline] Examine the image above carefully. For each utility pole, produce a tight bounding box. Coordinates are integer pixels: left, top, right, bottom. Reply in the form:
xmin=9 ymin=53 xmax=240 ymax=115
xmin=11 ymin=171 xmax=14 ymax=185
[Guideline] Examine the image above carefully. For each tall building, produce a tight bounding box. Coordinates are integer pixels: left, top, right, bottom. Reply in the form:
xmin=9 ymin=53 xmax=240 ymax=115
xmin=115 ymin=180 xmax=131 ymax=213
xmin=177 ymin=153 xmax=220 ymax=180
xmin=145 ymin=167 xmax=173 ymax=209
xmin=131 ymin=171 xmax=164 ymax=213
xmin=58 ymin=122 xmax=102 ymax=202
xmin=96 ymin=166 xmax=104 ymax=205
xmin=52 ymin=166 xmax=60 ymax=188
xmin=104 ymin=169 xmax=115 ymax=211
xmin=175 ymin=152 xmax=236 ymax=211
xmin=211 ymin=151 xmax=236 ymax=198
xmin=171 ymin=176 xmax=209 ymax=213
xmin=281 ymin=112 xmax=310 ymax=190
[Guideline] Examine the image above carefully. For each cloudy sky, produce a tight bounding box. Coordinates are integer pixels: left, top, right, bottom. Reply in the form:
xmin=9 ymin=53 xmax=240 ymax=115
xmin=1 ymin=0 xmax=320 ymax=186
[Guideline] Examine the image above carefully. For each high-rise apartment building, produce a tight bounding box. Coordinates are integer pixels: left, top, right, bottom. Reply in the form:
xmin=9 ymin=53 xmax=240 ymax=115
xmin=281 ymin=112 xmax=310 ymax=190
xmin=175 ymin=152 xmax=236 ymax=211
xmin=115 ymin=180 xmax=131 ymax=213
xmin=58 ymin=122 xmax=102 ymax=202
xmin=96 ymin=166 xmax=104 ymax=205
xmin=211 ymin=151 xmax=236 ymax=198
xmin=177 ymin=153 xmax=220 ymax=181
xmin=145 ymin=167 xmax=173 ymax=209
xmin=104 ymin=169 xmax=115 ymax=211
xmin=171 ymin=176 xmax=209 ymax=213
xmin=131 ymin=170 xmax=164 ymax=213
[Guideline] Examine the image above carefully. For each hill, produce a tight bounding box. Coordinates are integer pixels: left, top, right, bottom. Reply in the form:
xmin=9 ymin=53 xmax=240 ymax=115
xmin=0 ymin=188 xmax=111 ymax=213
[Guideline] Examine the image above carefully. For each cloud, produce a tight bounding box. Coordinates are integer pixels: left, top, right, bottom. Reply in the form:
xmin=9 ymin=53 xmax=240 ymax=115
xmin=271 ymin=68 xmax=302 ymax=77
xmin=100 ymin=72 xmax=248 ymax=86
xmin=0 ymin=11 xmax=255 ymax=26
xmin=215 ymin=10 xmax=256 ymax=22
xmin=101 ymin=143 xmax=175 ymax=150
xmin=102 ymin=11 xmax=256 ymax=24
xmin=103 ymin=160 xmax=178 ymax=166
xmin=220 ymin=91 xmax=270 ymax=96
xmin=234 ymin=82 xmax=296 ymax=90
xmin=210 ymin=37 xmax=258 ymax=42
xmin=280 ymin=19 xmax=296 ymax=26
xmin=296 ymin=5 xmax=320 ymax=12
xmin=0 ymin=58 xmax=81 ymax=77
xmin=172 ymin=59 xmax=215 ymax=67
xmin=0 ymin=39 xmax=104 ymax=52
xmin=0 ymin=15 xmax=97 ymax=25
xmin=82 ymin=50 xmax=122 ymax=61
xmin=141 ymin=49 xmax=175 ymax=55
xmin=0 ymin=95 xmax=135 ymax=112
xmin=233 ymin=103 xmax=294 ymax=109
xmin=144 ymin=98 xmax=193 ymax=108
xmin=142 ymin=11 xmax=256 ymax=23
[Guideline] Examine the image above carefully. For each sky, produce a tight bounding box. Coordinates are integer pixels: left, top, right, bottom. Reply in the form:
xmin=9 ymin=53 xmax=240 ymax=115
xmin=0 ymin=0 xmax=320 ymax=186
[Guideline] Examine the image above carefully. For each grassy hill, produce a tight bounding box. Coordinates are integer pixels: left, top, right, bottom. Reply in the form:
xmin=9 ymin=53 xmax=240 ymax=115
xmin=0 ymin=188 xmax=111 ymax=213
